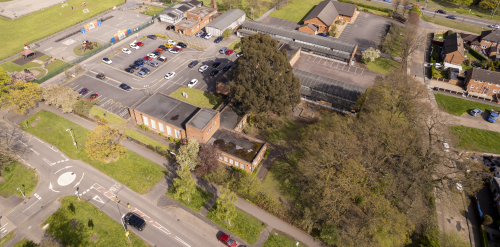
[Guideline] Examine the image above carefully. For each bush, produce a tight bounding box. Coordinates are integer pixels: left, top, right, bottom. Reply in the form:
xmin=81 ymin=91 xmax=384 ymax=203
xmin=491 ymin=62 xmax=495 ymax=71
xmin=330 ymin=24 xmax=337 ymax=33
xmin=483 ymin=214 xmax=493 ymax=225
xmin=234 ymin=42 xmax=241 ymax=51
xmin=469 ymin=48 xmax=488 ymax=61
xmin=145 ymin=127 xmax=149 ymax=131
xmin=222 ymin=29 xmax=232 ymax=39
xmin=174 ymin=138 xmax=180 ymax=143
xmin=242 ymin=124 xmax=253 ymax=134
xmin=335 ymin=20 xmax=342 ymax=25
xmin=147 ymin=145 xmax=155 ymax=151
xmin=387 ymin=10 xmax=393 ymax=17
xmin=334 ymin=33 xmax=338 ymax=37
xmin=264 ymin=148 xmax=271 ymax=158
xmin=160 ymin=133 xmax=163 ymax=136
xmin=141 ymin=124 xmax=145 ymax=129
xmin=231 ymin=166 xmax=246 ymax=174
xmin=155 ymin=34 xmax=167 ymax=39
xmin=169 ymin=137 xmax=174 ymax=141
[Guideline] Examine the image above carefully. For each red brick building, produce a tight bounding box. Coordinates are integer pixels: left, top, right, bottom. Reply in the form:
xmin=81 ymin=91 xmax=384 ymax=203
xmin=442 ymin=32 xmax=464 ymax=69
xmin=175 ymin=6 xmax=217 ymax=36
xmin=464 ymin=68 xmax=500 ymax=96
xmin=301 ymin=0 xmax=357 ymax=34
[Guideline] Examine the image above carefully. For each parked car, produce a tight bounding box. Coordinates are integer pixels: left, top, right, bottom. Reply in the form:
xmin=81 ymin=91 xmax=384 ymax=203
xmin=195 ymin=31 xmax=203 ymax=37
xmin=130 ymin=64 xmax=140 ymax=70
xmin=177 ymin=42 xmax=187 ymax=48
xmin=102 ymin=58 xmax=112 ymax=64
xmin=166 ymin=25 xmax=175 ymax=30
xmin=210 ymin=69 xmax=220 ymax=76
xmin=125 ymin=67 xmax=134 ymax=73
xmin=96 ymin=73 xmax=105 ymax=79
xmin=123 ymin=212 xmax=146 ymax=231
xmin=446 ymin=15 xmax=457 ymax=19
xmin=164 ymin=43 xmax=173 ymax=49
xmin=134 ymin=60 xmax=144 ymax=66
xmin=489 ymin=109 xmax=499 ymax=123
xmin=169 ymin=49 xmax=179 ymax=54
xmin=152 ymin=51 xmax=161 ymax=56
xmin=136 ymin=70 xmax=147 ymax=77
xmin=218 ymin=233 xmax=237 ymax=247
xmin=158 ymin=56 xmax=167 ymax=62
xmin=188 ymin=79 xmax=198 ymax=88
xmin=79 ymin=88 xmax=89 ymax=95
xmin=223 ymin=64 xmax=232 ymax=71
xmin=200 ymin=33 xmax=208 ymax=38
xmin=188 ymin=61 xmax=199 ymax=68
xmin=143 ymin=56 xmax=153 ymax=61
xmin=159 ymin=45 xmax=168 ymax=50
xmin=167 ymin=40 xmax=176 ymax=45
xmin=488 ymin=24 xmax=500 ymax=28
xmin=141 ymin=67 xmax=151 ymax=74
xmin=236 ymin=52 xmax=243 ymax=57
xmin=147 ymin=35 xmax=157 ymax=40
xmin=122 ymin=48 xmax=131 ymax=54
xmin=147 ymin=53 xmax=158 ymax=59
xmin=164 ymin=72 xmax=176 ymax=79
xmin=135 ymin=42 xmax=144 ymax=47
xmin=212 ymin=62 xmax=221 ymax=68
xmin=174 ymin=46 xmax=183 ymax=51
xmin=87 ymin=93 xmax=98 ymax=101
xmin=317 ymin=33 xmax=329 ymax=37
xmin=214 ymin=36 xmax=223 ymax=43
xmin=225 ymin=49 xmax=234 ymax=55
xmin=219 ymin=47 xmax=228 ymax=54
xmin=199 ymin=65 xmax=209 ymax=72
xmin=384 ymin=0 xmax=391 ymax=2
xmin=129 ymin=43 xmax=139 ymax=49
xmin=148 ymin=61 xmax=159 ymax=67
xmin=119 ymin=84 xmax=132 ymax=91
xmin=436 ymin=9 xmax=447 ymax=14
xmin=204 ymin=33 xmax=213 ymax=39
xmin=429 ymin=63 xmax=442 ymax=69
xmin=155 ymin=48 xmax=165 ymax=53
xmin=470 ymin=108 xmax=483 ymax=116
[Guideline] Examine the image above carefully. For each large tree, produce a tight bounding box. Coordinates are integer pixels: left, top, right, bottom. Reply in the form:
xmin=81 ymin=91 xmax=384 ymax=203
xmin=42 ymin=85 xmax=80 ymax=113
xmin=0 ymin=67 xmax=41 ymax=115
xmin=400 ymin=23 xmax=426 ymax=71
xmin=176 ymin=139 xmax=200 ymax=171
xmin=196 ymin=143 xmax=220 ymax=177
xmin=172 ymin=165 xmax=197 ymax=202
xmin=0 ymin=122 xmax=28 ymax=169
xmin=479 ymin=0 xmax=498 ymax=9
xmin=85 ymin=125 xmax=127 ymax=163
xmin=214 ymin=185 xmax=238 ymax=226
xmin=230 ymin=33 xmax=301 ymax=115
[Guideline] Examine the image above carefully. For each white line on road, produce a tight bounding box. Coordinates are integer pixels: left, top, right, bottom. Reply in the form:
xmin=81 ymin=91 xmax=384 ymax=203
xmin=74 ymin=173 xmax=84 ymax=188
xmin=55 ymin=166 xmax=72 ymax=174
xmin=175 ymin=236 xmax=191 ymax=247
xmin=22 ymin=199 xmax=40 ymax=213
xmin=49 ymin=182 xmax=60 ymax=193
xmin=30 ymin=148 xmax=39 ymax=155
xmin=42 ymin=157 xmax=54 ymax=166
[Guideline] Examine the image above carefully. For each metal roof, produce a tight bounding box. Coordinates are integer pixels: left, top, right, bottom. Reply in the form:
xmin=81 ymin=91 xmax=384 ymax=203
xmin=206 ymin=9 xmax=246 ymax=31
xmin=187 ymin=107 xmax=218 ymax=130
xmin=294 ymin=69 xmax=365 ymax=102
xmin=241 ymin=20 xmax=356 ymax=55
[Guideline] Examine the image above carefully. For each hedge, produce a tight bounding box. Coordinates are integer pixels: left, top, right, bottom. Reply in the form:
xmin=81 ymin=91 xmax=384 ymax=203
xmin=469 ymin=48 xmax=488 ymax=61
xmin=339 ymin=0 xmax=391 ymax=13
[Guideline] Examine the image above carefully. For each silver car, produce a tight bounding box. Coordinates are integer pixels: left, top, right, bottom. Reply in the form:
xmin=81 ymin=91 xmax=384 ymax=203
xmin=148 ymin=61 xmax=159 ymax=67
xmin=136 ymin=70 xmax=146 ymax=78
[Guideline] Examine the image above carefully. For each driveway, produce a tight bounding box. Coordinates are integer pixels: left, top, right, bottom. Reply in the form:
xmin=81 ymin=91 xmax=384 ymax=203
xmin=338 ymin=12 xmax=398 ymax=50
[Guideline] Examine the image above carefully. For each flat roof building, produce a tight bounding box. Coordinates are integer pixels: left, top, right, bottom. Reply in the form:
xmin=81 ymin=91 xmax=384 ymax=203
xmin=205 ymin=8 xmax=246 ymax=37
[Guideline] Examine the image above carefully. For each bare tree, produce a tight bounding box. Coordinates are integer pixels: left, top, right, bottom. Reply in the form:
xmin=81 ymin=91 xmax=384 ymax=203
xmin=0 ymin=122 xmax=28 ymax=169
xmin=402 ymin=0 xmax=411 ymax=15
xmin=393 ymin=0 xmax=402 ymax=12
xmin=400 ymin=23 xmax=426 ymax=72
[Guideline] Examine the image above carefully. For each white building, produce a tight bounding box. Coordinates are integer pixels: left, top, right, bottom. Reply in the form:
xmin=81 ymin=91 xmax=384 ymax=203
xmin=159 ymin=2 xmax=198 ymax=25
xmin=205 ymin=9 xmax=245 ymax=37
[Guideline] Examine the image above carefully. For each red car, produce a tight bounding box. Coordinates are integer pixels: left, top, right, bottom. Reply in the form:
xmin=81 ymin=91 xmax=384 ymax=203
xmin=143 ymin=56 xmax=153 ymax=61
xmin=135 ymin=42 xmax=144 ymax=47
xmin=87 ymin=93 xmax=98 ymax=101
xmin=218 ymin=233 xmax=237 ymax=247
xmin=174 ymin=46 xmax=183 ymax=51
xmin=225 ymin=49 xmax=234 ymax=55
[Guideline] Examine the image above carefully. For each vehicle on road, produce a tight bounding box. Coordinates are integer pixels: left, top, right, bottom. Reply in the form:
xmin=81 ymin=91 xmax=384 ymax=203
xmin=177 ymin=42 xmax=187 ymax=48
xmin=169 ymin=49 xmax=179 ymax=54
xmin=212 ymin=62 xmax=221 ymax=68
xmin=236 ymin=52 xmax=243 ymax=57
xmin=317 ymin=33 xmax=329 ymax=37
xmin=199 ymin=65 xmax=209 ymax=72
xmin=174 ymin=46 xmax=183 ymax=51
xmin=130 ymin=43 xmax=139 ymax=49
xmin=125 ymin=68 xmax=135 ymax=73
xmin=147 ymin=35 xmax=157 ymax=40
xmin=210 ymin=69 xmax=219 ymax=76
xmin=130 ymin=64 xmax=140 ymax=70
xmin=119 ymin=84 xmax=132 ymax=91
xmin=470 ymin=108 xmax=483 ymax=116
xmin=158 ymin=56 xmax=167 ymax=62
xmin=489 ymin=109 xmax=499 ymax=123
xmin=204 ymin=33 xmax=213 ymax=39
xmin=122 ymin=48 xmax=131 ymax=54
xmin=220 ymin=47 xmax=228 ymax=54
xmin=488 ymin=24 xmax=500 ymax=28
xmin=79 ymin=88 xmax=89 ymax=95
xmin=96 ymin=73 xmax=106 ymax=80
xmin=225 ymin=49 xmax=234 ymax=55
xmin=148 ymin=61 xmax=159 ymax=67
xmin=135 ymin=42 xmax=144 ymax=47
xmin=223 ymin=64 xmax=232 ymax=71
xmin=87 ymin=93 xmax=98 ymax=101
xmin=436 ymin=9 xmax=446 ymax=14
xmin=147 ymin=53 xmax=158 ymax=59
xmin=136 ymin=70 xmax=147 ymax=77
xmin=167 ymin=40 xmax=176 ymax=45
xmin=124 ymin=212 xmax=146 ymax=231
xmin=155 ymin=48 xmax=165 ymax=53
xmin=164 ymin=72 xmax=176 ymax=79
xmin=214 ymin=36 xmax=223 ymax=43
xmin=143 ymin=56 xmax=153 ymax=61
xmin=218 ymin=233 xmax=237 ymax=247
xmin=384 ymin=0 xmax=391 ymax=2
xmin=102 ymin=58 xmax=112 ymax=64
xmin=446 ymin=15 xmax=457 ymax=19
xmin=188 ymin=61 xmax=199 ymax=68
xmin=188 ymin=79 xmax=198 ymax=88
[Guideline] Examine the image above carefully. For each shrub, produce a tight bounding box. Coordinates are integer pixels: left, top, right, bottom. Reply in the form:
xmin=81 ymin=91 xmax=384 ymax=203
xmin=491 ymin=62 xmax=495 ymax=71
xmin=330 ymin=24 xmax=337 ymax=33
xmin=328 ymin=30 xmax=334 ymax=36
xmin=243 ymin=124 xmax=253 ymax=134
xmin=264 ymin=148 xmax=271 ymax=158
xmin=169 ymin=137 xmax=174 ymax=141
xmin=222 ymin=29 xmax=232 ymax=39
xmin=160 ymin=133 xmax=163 ymax=136
xmin=141 ymin=124 xmax=145 ymax=129
xmin=147 ymin=145 xmax=155 ymax=151
xmin=174 ymin=138 xmax=180 ymax=143
xmin=469 ymin=48 xmax=487 ymax=61
xmin=335 ymin=20 xmax=342 ymax=25
xmin=334 ymin=33 xmax=338 ymax=37
xmin=231 ymin=166 xmax=246 ymax=174
xmin=145 ymin=127 xmax=149 ymax=131
xmin=387 ymin=10 xmax=393 ymax=17
xmin=234 ymin=42 xmax=241 ymax=51
xmin=483 ymin=214 xmax=493 ymax=225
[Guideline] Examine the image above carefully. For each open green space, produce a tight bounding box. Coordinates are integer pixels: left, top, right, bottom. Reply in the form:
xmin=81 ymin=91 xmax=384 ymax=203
xmin=366 ymin=57 xmax=399 ymax=75
xmin=422 ymin=15 xmax=487 ymax=34
xmin=228 ymin=40 xmax=241 ymax=52
xmin=200 ymin=0 xmax=273 ymax=19
xmin=269 ymin=0 xmax=323 ymax=23
xmin=206 ymin=203 xmax=266 ymax=245
xmin=166 ymin=186 xmax=213 ymax=213
xmin=141 ymin=5 xmax=165 ymax=16
xmin=45 ymin=59 xmax=69 ymax=71
xmin=0 ymin=162 xmax=37 ymax=199
xmin=0 ymin=0 xmax=124 ymax=60
xmin=423 ymin=0 xmax=500 ymax=23
xmin=20 ymin=111 xmax=166 ymax=194
xmin=29 ymin=68 xmax=47 ymax=79
xmin=0 ymin=55 xmax=48 ymax=72
xmin=0 ymin=232 xmax=16 ymax=247
xmin=44 ymin=196 xmax=148 ymax=246
xmin=89 ymin=106 xmax=126 ymax=125
xmin=170 ymin=87 xmax=224 ymax=110
xmin=434 ymin=93 xmax=500 ymax=116
xmin=450 ymin=126 xmax=500 ymax=154
xmin=12 ymin=239 xmax=35 ymax=247
xmin=262 ymin=229 xmax=307 ymax=247
xmin=124 ymin=129 xmax=171 ymax=151
xmin=73 ymin=43 xmax=103 ymax=56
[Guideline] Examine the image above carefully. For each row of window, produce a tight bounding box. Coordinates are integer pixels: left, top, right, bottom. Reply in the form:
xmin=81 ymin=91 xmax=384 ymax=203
xmin=143 ymin=116 xmax=181 ymax=139
xmin=472 ymin=79 xmax=500 ymax=87
xmin=219 ymin=155 xmax=245 ymax=170
xmin=469 ymin=84 xmax=499 ymax=93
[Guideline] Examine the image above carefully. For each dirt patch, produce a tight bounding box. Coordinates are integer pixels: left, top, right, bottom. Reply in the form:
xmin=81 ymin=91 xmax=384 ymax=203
xmin=90 ymin=234 xmax=98 ymax=243
xmin=30 ymin=122 xmax=38 ymax=127
xmin=35 ymin=117 xmax=40 ymax=121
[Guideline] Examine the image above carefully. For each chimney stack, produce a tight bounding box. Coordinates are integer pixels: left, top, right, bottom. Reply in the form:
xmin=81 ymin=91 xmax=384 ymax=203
xmin=211 ymin=0 xmax=217 ymax=9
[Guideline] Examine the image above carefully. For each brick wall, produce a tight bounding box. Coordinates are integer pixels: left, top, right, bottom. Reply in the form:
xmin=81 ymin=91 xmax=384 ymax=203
xmin=218 ymin=142 xmax=267 ymax=173
xmin=289 ymin=47 xmax=301 ymax=66
xmin=303 ymin=18 xmax=330 ymax=33
xmin=233 ymin=115 xmax=247 ymax=132
xmin=131 ymin=109 xmax=187 ymax=140
xmin=186 ymin=112 xmax=220 ymax=143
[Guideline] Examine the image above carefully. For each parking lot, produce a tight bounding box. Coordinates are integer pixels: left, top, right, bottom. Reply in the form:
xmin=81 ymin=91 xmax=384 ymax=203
xmin=338 ymin=12 xmax=397 ymax=50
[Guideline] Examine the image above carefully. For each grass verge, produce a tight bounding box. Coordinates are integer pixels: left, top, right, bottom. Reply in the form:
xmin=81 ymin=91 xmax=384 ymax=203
xmin=89 ymin=106 xmax=126 ymax=125
xmin=262 ymin=229 xmax=307 ymax=247
xmin=366 ymin=57 xmax=399 ymax=75
xmin=450 ymin=126 xmax=500 ymax=154
xmin=0 ymin=232 xmax=16 ymax=247
xmin=44 ymin=196 xmax=148 ymax=246
xmin=141 ymin=6 xmax=165 ymax=16
xmin=206 ymin=203 xmax=266 ymax=245
xmin=0 ymin=55 xmax=49 ymax=72
xmin=124 ymin=129 xmax=171 ymax=151
xmin=423 ymin=0 xmax=500 ymax=23
xmin=434 ymin=93 xmax=500 ymax=116
xmin=170 ymin=87 xmax=224 ymax=109
xmin=72 ymin=43 xmax=102 ymax=56
xmin=228 ymin=40 xmax=241 ymax=52
xmin=20 ymin=111 xmax=166 ymax=194
xmin=0 ymin=162 xmax=37 ymax=199
xmin=166 ymin=186 xmax=213 ymax=213
xmin=422 ymin=14 xmax=487 ymax=34
xmin=12 ymin=238 xmax=35 ymax=247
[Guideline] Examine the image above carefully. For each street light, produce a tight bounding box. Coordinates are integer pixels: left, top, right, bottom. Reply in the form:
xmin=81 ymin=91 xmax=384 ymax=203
xmin=17 ymin=187 xmax=25 ymax=198
xmin=66 ymin=129 xmax=78 ymax=151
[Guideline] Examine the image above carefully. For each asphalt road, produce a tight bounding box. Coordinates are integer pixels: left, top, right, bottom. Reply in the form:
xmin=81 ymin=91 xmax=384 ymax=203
xmin=1 ymin=122 xmax=226 ymax=247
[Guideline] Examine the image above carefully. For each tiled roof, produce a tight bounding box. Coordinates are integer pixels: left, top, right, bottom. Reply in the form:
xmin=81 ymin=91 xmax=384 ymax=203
xmin=443 ymin=32 xmax=464 ymax=57
xmin=303 ymin=0 xmax=338 ymax=26
xmin=332 ymin=1 xmax=357 ymax=17
xmin=481 ymin=29 xmax=500 ymax=43
xmin=468 ymin=68 xmax=500 ymax=84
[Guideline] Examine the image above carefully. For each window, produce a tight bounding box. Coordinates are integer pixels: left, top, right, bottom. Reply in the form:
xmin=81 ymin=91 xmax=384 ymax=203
xmin=143 ymin=116 xmax=149 ymax=126
xmin=175 ymin=129 xmax=181 ymax=139
xmin=474 ymin=79 xmax=478 ymax=82
xmin=240 ymin=163 xmax=244 ymax=169
xmin=159 ymin=123 xmax=164 ymax=132
xmin=483 ymin=45 xmax=487 ymax=48
xmin=151 ymin=119 xmax=157 ymax=129
xmin=471 ymin=84 xmax=475 ymax=88
xmin=224 ymin=157 xmax=228 ymax=162
xmin=235 ymin=161 xmax=239 ymax=167
xmin=219 ymin=155 xmax=223 ymax=160
xmin=207 ymin=122 xmax=216 ymax=134
xmin=497 ymin=84 xmax=500 ymax=87
xmin=167 ymin=126 xmax=172 ymax=136
xmin=230 ymin=159 xmax=233 ymax=164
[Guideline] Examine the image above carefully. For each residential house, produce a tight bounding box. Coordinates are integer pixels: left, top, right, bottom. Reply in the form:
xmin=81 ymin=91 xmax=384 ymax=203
xmin=298 ymin=23 xmax=318 ymax=35
xmin=301 ymin=0 xmax=357 ymax=34
xmin=462 ymin=29 xmax=500 ymax=59
xmin=441 ymin=32 xmax=464 ymax=70
xmin=464 ymin=68 xmax=500 ymax=96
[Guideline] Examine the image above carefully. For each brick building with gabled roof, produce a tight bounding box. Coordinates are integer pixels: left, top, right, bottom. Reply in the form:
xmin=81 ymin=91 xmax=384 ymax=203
xmin=301 ymin=0 xmax=357 ymax=34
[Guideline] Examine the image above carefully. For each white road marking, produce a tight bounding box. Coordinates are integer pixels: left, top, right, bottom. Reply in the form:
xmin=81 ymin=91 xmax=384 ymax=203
xmin=175 ymin=236 xmax=191 ymax=247
xmin=55 ymin=166 xmax=72 ymax=174
xmin=22 ymin=199 xmax=40 ymax=213
xmin=30 ymin=148 xmax=39 ymax=155
xmin=49 ymin=182 xmax=60 ymax=193
xmin=42 ymin=157 xmax=54 ymax=166
xmin=93 ymin=195 xmax=104 ymax=204
xmin=73 ymin=173 xmax=84 ymax=188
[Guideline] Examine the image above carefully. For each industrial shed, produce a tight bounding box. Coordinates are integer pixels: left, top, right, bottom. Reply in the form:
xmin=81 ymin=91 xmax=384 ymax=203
xmin=205 ymin=9 xmax=245 ymax=37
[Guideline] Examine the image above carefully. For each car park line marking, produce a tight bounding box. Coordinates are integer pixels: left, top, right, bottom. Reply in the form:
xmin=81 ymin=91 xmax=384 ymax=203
xmin=175 ymin=236 xmax=191 ymax=247
xmin=100 ymin=99 xmax=112 ymax=107
xmin=119 ymin=108 xmax=129 ymax=117
xmin=30 ymin=148 xmax=40 ymax=155
xmin=83 ymin=73 xmax=123 ymax=89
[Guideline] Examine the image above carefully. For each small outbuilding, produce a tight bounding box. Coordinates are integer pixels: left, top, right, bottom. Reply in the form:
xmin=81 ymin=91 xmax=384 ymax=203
xmin=205 ymin=8 xmax=245 ymax=37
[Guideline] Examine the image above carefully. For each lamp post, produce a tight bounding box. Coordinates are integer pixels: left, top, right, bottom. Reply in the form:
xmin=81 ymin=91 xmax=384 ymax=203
xmin=66 ymin=129 xmax=78 ymax=151
xmin=17 ymin=187 xmax=25 ymax=198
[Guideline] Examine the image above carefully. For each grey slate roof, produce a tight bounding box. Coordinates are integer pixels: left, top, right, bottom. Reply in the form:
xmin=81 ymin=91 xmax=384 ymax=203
xmin=304 ymin=0 xmax=338 ymax=26
xmin=187 ymin=107 xmax=218 ymax=130
xmin=332 ymin=1 xmax=357 ymax=17
xmin=443 ymin=32 xmax=464 ymax=57
xmin=240 ymin=20 xmax=356 ymax=56
xmin=134 ymin=93 xmax=200 ymax=129
xmin=468 ymin=68 xmax=500 ymax=85
xmin=299 ymin=23 xmax=318 ymax=32
xmin=481 ymin=29 xmax=500 ymax=43
xmin=294 ymin=69 xmax=365 ymax=102
xmin=206 ymin=8 xmax=245 ymax=31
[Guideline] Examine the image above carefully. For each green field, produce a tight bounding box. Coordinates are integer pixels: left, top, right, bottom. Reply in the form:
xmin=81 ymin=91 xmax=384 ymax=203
xmin=269 ymin=0 xmax=323 ymax=23
xmin=0 ymin=0 xmax=124 ymax=60
xmin=44 ymin=196 xmax=148 ymax=246
xmin=450 ymin=126 xmax=500 ymax=154
xmin=0 ymin=54 xmax=69 ymax=81
xmin=20 ymin=111 xmax=167 ymax=194
xmin=262 ymin=229 xmax=307 ymax=247
xmin=434 ymin=93 xmax=500 ymax=116
xmin=366 ymin=57 xmax=399 ymax=75
xmin=170 ymin=87 xmax=224 ymax=110
xmin=422 ymin=14 xmax=487 ymax=34
xmin=0 ymin=162 xmax=37 ymax=199
xmin=200 ymin=0 xmax=273 ymax=19
xmin=124 ymin=129 xmax=171 ymax=151
xmin=141 ymin=5 xmax=165 ymax=16
xmin=89 ymin=106 xmax=126 ymax=125
xmin=167 ymin=186 xmax=213 ymax=213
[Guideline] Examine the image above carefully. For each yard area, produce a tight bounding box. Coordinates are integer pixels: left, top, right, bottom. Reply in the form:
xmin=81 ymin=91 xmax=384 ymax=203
xmin=262 ymin=229 xmax=307 ymax=247
xmin=170 ymin=87 xmax=224 ymax=110
xmin=0 ymin=54 xmax=69 ymax=81
xmin=366 ymin=58 xmax=399 ymax=75
xmin=0 ymin=0 xmax=124 ymax=60
xmin=450 ymin=126 xmax=500 ymax=154
xmin=434 ymin=93 xmax=500 ymax=116
xmin=44 ymin=196 xmax=148 ymax=246
xmin=20 ymin=111 xmax=167 ymax=194
xmin=422 ymin=15 xmax=486 ymax=34
xmin=0 ymin=162 xmax=37 ymax=199
xmin=166 ymin=186 xmax=213 ymax=213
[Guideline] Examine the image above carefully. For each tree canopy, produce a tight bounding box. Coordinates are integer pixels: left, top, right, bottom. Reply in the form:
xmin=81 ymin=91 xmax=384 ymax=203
xmin=176 ymin=139 xmax=200 ymax=171
xmin=172 ymin=165 xmax=197 ymax=202
xmin=0 ymin=68 xmax=41 ymax=115
xmin=85 ymin=125 xmax=127 ymax=163
xmin=230 ymin=33 xmax=301 ymax=115
xmin=42 ymin=85 xmax=80 ymax=113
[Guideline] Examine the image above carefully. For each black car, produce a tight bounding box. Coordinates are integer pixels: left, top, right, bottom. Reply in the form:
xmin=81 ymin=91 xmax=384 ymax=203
xmin=141 ymin=67 xmax=151 ymax=74
xmin=159 ymin=45 xmax=168 ymax=50
xmin=158 ymin=57 xmax=167 ymax=62
xmin=125 ymin=68 xmax=134 ymax=73
xmin=119 ymin=84 xmax=132 ymax=91
xmin=210 ymin=69 xmax=220 ymax=76
xmin=166 ymin=25 xmax=175 ymax=30
xmin=96 ymin=73 xmax=105 ymax=79
xmin=436 ymin=9 xmax=446 ymax=14
xmin=236 ymin=52 xmax=243 ymax=57
xmin=147 ymin=35 xmax=157 ymax=40
xmin=212 ymin=62 xmax=221 ymax=68
xmin=214 ymin=36 xmax=223 ymax=43
xmin=129 ymin=64 xmax=140 ymax=70
xmin=152 ymin=51 xmax=161 ymax=56
xmin=188 ymin=60 xmax=199 ymax=68
xmin=124 ymin=212 xmax=146 ymax=231
xmin=446 ymin=15 xmax=457 ymax=19
xmin=223 ymin=64 xmax=232 ymax=71
xmin=177 ymin=42 xmax=187 ymax=48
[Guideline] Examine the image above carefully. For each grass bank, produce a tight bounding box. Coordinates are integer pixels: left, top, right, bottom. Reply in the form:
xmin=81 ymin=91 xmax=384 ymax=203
xmin=166 ymin=186 xmax=213 ymax=213
xmin=422 ymin=14 xmax=487 ymax=34
xmin=434 ymin=93 xmax=500 ymax=116
xmin=450 ymin=126 xmax=500 ymax=154
xmin=170 ymin=87 xmax=224 ymax=110
xmin=366 ymin=57 xmax=399 ymax=75
xmin=262 ymin=229 xmax=307 ymax=247
xmin=0 ymin=162 xmax=37 ymax=198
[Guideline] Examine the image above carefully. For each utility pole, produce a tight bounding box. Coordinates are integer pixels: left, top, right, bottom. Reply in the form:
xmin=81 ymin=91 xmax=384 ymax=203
xmin=66 ymin=129 xmax=78 ymax=151
xmin=490 ymin=0 xmax=500 ymax=19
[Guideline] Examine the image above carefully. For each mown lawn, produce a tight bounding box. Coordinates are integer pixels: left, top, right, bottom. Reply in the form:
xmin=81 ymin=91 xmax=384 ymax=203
xmin=44 ymin=196 xmax=148 ymax=246
xmin=434 ymin=93 xmax=500 ymax=116
xmin=450 ymin=126 xmax=500 ymax=154
xmin=422 ymin=14 xmax=486 ymax=34
xmin=170 ymin=87 xmax=224 ymax=110
xmin=262 ymin=229 xmax=307 ymax=247
xmin=0 ymin=0 xmax=124 ymax=60
xmin=228 ymin=40 xmax=241 ymax=52
xmin=366 ymin=57 xmax=399 ymax=75
xmin=20 ymin=111 xmax=166 ymax=194
xmin=0 ymin=162 xmax=37 ymax=199
xmin=206 ymin=203 xmax=266 ymax=245
xmin=89 ymin=106 xmax=126 ymax=125
xmin=166 ymin=186 xmax=213 ymax=213
xmin=269 ymin=0 xmax=324 ymax=23
xmin=141 ymin=5 xmax=165 ymax=16
xmin=0 ymin=55 xmax=48 ymax=72
xmin=124 ymin=129 xmax=171 ymax=151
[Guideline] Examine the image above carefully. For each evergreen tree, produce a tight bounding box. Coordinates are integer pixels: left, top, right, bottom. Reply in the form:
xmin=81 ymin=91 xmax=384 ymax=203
xmin=173 ymin=165 xmax=196 ymax=202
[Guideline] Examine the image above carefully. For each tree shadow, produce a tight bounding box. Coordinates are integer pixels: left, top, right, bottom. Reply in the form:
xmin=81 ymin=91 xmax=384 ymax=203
xmin=88 ymin=219 xmax=94 ymax=229
xmin=68 ymin=203 xmax=75 ymax=214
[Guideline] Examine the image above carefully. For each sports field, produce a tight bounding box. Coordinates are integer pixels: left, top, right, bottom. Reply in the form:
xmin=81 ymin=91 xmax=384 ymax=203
xmin=0 ymin=0 xmax=124 ymax=60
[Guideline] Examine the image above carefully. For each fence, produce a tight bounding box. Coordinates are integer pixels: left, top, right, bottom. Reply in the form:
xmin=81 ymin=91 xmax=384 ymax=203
xmin=432 ymin=77 xmax=450 ymax=83
xmin=434 ymin=87 xmax=498 ymax=103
